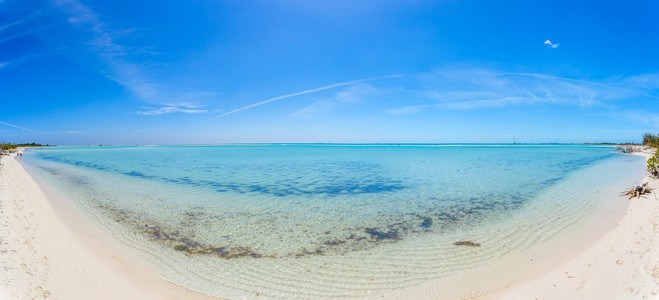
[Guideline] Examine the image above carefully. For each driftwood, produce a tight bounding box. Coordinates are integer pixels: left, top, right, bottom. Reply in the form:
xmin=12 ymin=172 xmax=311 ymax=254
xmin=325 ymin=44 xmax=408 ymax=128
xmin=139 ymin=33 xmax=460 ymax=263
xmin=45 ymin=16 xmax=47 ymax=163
xmin=616 ymin=145 xmax=640 ymax=153
xmin=0 ymin=149 xmax=18 ymax=156
xmin=623 ymin=183 xmax=653 ymax=199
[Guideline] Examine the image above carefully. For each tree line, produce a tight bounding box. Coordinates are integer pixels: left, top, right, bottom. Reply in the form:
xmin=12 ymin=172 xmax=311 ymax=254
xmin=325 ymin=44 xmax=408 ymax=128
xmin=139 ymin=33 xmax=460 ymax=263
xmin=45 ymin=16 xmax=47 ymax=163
xmin=0 ymin=142 xmax=52 ymax=150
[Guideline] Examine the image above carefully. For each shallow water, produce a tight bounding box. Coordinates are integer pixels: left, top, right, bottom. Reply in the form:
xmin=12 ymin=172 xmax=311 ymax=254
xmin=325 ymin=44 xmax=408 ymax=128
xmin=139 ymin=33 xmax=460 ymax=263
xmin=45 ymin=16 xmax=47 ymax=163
xmin=21 ymin=144 xmax=646 ymax=298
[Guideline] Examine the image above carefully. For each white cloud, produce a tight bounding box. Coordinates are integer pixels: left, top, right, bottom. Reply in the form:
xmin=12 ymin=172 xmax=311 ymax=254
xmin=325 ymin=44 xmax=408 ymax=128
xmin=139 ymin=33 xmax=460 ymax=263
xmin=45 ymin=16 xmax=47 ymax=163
xmin=290 ymin=99 xmax=337 ymax=119
xmin=139 ymin=103 xmax=207 ymax=115
xmin=212 ymin=75 xmax=400 ymax=119
xmin=386 ymin=104 xmax=431 ymax=115
xmin=622 ymin=110 xmax=659 ymax=128
xmin=290 ymin=84 xmax=377 ymax=119
xmin=55 ymin=0 xmax=154 ymax=98
xmin=54 ymin=1 xmax=150 ymax=96
xmin=544 ymin=39 xmax=559 ymax=48
xmin=0 ymin=11 xmax=66 ymax=70
xmin=0 ymin=121 xmax=36 ymax=132
xmin=334 ymin=84 xmax=376 ymax=104
xmin=0 ymin=44 xmax=68 ymax=71
xmin=0 ymin=24 xmax=54 ymax=45
xmin=623 ymin=73 xmax=659 ymax=90
xmin=56 ymin=0 xmax=125 ymax=55
xmin=384 ymin=69 xmax=652 ymax=115
xmin=54 ymin=0 xmax=213 ymax=108
xmin=0 ymin=11 xmax=41 ymax=34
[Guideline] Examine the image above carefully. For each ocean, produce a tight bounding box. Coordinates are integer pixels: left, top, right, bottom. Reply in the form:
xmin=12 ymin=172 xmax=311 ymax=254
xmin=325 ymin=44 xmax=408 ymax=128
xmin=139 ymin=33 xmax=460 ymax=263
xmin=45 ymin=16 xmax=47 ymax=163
xmin=20 ymin=144 xmax=646 ymax=298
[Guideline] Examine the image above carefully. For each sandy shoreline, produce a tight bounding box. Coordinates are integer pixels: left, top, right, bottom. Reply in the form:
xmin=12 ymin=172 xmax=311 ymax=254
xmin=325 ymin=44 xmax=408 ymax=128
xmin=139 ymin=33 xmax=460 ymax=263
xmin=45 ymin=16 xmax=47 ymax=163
xmin=0 ymin=153 xmax=215 ymax=300
xmin=481 ymin=151 xmax=659 ymax=299
xmin=1 ymin=150 xmax=658 ymax=299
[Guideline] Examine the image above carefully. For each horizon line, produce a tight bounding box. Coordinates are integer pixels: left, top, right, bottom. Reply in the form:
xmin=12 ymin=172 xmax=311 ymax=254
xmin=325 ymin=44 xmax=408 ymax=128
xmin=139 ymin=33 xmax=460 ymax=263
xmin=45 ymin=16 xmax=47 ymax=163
xmin=21 ymin=142 xmax=632 ymax=147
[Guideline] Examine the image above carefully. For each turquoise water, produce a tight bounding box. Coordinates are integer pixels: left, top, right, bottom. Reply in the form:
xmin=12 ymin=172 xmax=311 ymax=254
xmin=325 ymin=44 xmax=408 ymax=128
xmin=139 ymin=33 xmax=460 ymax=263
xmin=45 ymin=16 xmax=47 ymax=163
xmin=21 ymin=145 xmax=646 ymax=298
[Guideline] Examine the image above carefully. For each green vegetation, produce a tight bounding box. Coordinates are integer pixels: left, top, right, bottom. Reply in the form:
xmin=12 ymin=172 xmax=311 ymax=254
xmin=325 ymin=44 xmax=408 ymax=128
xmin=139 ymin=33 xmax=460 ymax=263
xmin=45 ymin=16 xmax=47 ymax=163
xmin=0 ymin=142 xmax=18 ymax=151
xmin=16 ymin=142 xmax=51 ymax=147
xmin=642 ymin=133 xmax=659 ymax=178
xmin=643 ymin=133 xmax=659 ymax=148
xmin=1 ymin=142 xmax=53 ymax=155
xmin=1 ymin=142 xmax=51 ymax=149
xmin=649 ymin=152 xmax=659 ymax=178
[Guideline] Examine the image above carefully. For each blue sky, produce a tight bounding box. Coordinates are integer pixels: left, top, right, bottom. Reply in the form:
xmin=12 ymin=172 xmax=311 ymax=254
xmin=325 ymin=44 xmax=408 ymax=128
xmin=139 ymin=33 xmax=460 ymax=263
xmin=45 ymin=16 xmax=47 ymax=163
xmin=1 ymin=0 xmax=658 ymax=144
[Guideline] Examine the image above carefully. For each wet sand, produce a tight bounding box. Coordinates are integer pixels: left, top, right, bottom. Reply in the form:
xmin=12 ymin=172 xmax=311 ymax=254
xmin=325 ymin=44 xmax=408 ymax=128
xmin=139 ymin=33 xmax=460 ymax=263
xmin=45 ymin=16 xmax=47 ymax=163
xmin=0 ymin=153 xmax=216 ymax=300
xmin=481 ymin=150 xmax=659 ymax=299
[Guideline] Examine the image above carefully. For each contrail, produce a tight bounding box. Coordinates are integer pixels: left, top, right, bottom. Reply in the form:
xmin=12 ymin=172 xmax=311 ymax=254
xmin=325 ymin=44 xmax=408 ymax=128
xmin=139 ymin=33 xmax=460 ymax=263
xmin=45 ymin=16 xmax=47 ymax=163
xmin=210 ymin=74 xmax=403 ymax=119
xmin=0 ymin=121 xmax=36 ymax=132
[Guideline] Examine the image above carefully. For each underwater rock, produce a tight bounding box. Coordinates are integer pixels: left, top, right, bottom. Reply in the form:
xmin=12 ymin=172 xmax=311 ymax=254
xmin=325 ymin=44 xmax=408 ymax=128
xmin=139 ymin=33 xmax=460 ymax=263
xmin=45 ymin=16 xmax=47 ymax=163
xmin=324 ymin=239 xmax=346 ymax=246
xmin=453 ymin=241 xmax=480 ymax=247
xmin=365 ymin=228 xmax=400 ymax=240
xmin=421 ymin=217 xmax=433 ymax=229
xmin=174 ymin=244 xmax=188 ymax=251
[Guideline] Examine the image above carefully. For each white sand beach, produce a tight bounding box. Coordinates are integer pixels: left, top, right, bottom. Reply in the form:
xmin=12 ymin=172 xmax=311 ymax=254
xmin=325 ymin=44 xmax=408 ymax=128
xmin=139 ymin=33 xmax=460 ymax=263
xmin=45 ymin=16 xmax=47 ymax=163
xmin=0 ymin=153 xmax=215 ymax=300
xmin=482 ymin=151 xmax=659 ymax=299
xmin=0 ymin=150 xmax=658 ymax=299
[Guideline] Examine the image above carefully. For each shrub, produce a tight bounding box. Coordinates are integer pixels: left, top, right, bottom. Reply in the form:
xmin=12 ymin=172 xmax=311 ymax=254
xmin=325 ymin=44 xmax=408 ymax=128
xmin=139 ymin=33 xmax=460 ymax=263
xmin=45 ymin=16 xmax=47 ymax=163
xmin=0 ymin=143 xmax=17 ymax=151
xmin=649 ymin=150 xmax=659 ymax=178
xmin=643 ymin=133 xmax=659 ymax=148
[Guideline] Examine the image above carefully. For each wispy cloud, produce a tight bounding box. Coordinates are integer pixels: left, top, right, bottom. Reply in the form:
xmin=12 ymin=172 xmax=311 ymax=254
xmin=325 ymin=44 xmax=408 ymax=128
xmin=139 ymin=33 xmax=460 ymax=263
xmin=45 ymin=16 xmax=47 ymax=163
xmin=55 ymin=0 xmax=153 ymax=98
xmin=0 ymin=10 xmax=65 ymax=70
xmin=0 ymin=24 xmax=54 ymax=45
xmin=54 ymin=0 xmax=208 ymax=107
xmin=139 ymin=103 xmax=208 ymax=115
xmin=0 ymin=121 xmax=36 ymax=132
xmin=621 ymin=110 xmax=659 ymax=128
xmin=0 ymin=19 xmax=25 ymax=34
xmin=387 ymin=96 xmax=530 ymax=114
xmin=64 ymin=130 xmax=82 ymax=134
xmin=290 ymin=84 xmax=377 ymax=119
xmin=544 ymin=39 xmax=559 ymax=48
xmin=212 ymin=75 xmax=401 ymax=119
xmin=623 ymin=73 xmax=659 ymax=90
xmin=385 ymin=69 xmax=654 ymax=115
xmin=56 ymin=0 xmax=128 ymax=57
xmin=0 ymin=10 xmax=42 ymax=35
xmin=0 ymin=46 xmax=70 ymax=70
